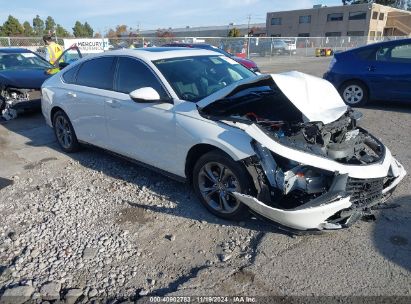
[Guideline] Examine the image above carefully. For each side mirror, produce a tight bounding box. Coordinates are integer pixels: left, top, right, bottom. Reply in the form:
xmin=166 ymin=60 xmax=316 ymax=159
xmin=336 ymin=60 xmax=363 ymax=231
xmin=129 ymin=87 xmax=161 ymax=102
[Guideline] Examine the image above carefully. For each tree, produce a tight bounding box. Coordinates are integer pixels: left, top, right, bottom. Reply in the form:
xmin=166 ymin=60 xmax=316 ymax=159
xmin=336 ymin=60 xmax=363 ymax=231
xmin=84 ymin=22 xmax=93 ymax=37
xmin=56 ymin=24 xmax=70 ymax=37
xmin=22 ymin=21 xmax=34 ymax=36
xmin=342 ymin=0 xmax=407 ymax=8
xmin=115 ymin=24 xmax=128 ymax=37
xmin=94 ymin=32 xmax=102 ymax=38
xmin=105 ymin=28 xmax=117 ymax=38
xmin=45 ymin=16 xmax=56 ymax=34
xmin=228 ymin=27 xmax=241 ymax=37
xmin=1 ymin=15 xmax=24 ymax=36
xmin=72 ymin=21 xmax=84 ymax=37
xmin=156 ymin=29 xmax=174 ymax=38
xmin=72 ymin=21 xmax=93 ymax=37
xmin=407 ymin=0 xmax=411 ymax=10
xmin=32 ymin=15 xmax=44 ymax=36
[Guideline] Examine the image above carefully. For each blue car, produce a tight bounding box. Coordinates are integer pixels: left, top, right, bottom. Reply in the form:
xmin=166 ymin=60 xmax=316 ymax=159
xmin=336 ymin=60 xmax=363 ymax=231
xmin=324 ymin=38 xmax=411 ymax=106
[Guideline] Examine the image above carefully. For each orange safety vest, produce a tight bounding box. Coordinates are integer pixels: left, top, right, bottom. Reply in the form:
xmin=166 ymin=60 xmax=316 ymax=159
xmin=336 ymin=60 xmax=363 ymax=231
xmin=47 ymin=42 xmax=64 ymax=64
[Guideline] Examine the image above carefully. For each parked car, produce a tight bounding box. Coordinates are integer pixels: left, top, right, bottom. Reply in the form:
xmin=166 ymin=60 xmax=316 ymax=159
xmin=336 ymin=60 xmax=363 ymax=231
xmin=283 ymin=39 xmax=297 ymax=55
xmin=162 ymin=43 xmax=260 ymax=72
xmin=254 ymin=39 xmax=292 ymax=57
xmin=0 ymin=46 xmax=81 ymax=120
xmin=41 ymin=48 xmax=405 ymax=231
xmin=324 ymin=38 xmax=411 ymax=106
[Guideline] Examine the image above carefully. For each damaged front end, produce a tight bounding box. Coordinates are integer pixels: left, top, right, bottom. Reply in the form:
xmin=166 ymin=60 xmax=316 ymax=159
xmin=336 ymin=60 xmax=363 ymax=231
xmin=198 ymin=72 xmax=406 ymax=230
xmin=0 ymin=86 xmax=41 ymax=120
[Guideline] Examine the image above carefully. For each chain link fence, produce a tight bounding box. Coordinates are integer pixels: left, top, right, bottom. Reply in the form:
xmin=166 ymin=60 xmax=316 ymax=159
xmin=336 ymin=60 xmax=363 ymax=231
xmin=1 ymin=36 xmax=408 ymax=59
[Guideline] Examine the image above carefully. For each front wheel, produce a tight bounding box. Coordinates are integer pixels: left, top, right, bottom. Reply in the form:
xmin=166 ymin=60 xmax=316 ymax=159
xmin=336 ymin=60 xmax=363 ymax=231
xmin=192 ymin=150 xmax=252 ymax=221
xmin=340 ymin=81 xmax=369 ymax=107
xmin=53 ymin=110 xmax=80 ymax=153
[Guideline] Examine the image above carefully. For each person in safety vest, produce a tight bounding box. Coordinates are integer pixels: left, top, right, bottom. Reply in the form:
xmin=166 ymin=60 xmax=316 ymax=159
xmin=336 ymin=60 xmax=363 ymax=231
xmin=43 ymin=35 xmax=64 ymax=65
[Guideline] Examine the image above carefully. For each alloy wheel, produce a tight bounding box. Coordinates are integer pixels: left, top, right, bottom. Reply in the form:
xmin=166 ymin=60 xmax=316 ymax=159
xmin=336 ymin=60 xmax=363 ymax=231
xmin=55 ymin=115 xmax=73 ymax=149
xmin=197 ymin=161 xmax=241 ymax=214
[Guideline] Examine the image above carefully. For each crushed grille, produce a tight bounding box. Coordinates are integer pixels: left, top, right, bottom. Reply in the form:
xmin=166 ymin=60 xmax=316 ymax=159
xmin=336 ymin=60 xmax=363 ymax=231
xmin=346 ymin=177 xmax=384 ymax=208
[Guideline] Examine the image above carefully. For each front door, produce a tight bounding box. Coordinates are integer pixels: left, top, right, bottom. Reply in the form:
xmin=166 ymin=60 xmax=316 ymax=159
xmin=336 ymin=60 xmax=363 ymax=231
xmin=106 ymin=56 xmax=178 ymax=173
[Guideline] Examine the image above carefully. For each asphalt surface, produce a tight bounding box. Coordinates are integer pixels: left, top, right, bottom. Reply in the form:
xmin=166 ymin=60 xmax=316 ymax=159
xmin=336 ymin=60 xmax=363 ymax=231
xmin=0 ymin=56 xmax=410 ymax=301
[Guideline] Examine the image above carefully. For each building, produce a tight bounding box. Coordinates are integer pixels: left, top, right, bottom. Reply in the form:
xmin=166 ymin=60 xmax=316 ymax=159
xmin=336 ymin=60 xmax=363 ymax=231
xmin=266 ymin=3 xmax=411 ymax=38
xmin=135 ymin=23 xmax=266 ymax=37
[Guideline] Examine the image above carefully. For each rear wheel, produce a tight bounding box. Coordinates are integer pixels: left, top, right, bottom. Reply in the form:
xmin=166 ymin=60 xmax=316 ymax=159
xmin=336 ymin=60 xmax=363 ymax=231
xmin=53 ymin=110 xmax=80 ymax=153
xmin=192 ymin=150 xmax=252 ymax=220
xmin=340 ymin=81 xmax=369 ymax=107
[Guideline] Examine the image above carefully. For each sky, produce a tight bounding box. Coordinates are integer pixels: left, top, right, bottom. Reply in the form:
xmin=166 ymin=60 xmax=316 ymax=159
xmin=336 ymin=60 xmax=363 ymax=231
xmin=1 ymin=0 xmax=342 ymax=34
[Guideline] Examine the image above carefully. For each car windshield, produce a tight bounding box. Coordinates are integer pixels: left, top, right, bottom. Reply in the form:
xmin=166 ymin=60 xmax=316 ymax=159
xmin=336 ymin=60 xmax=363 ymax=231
xmin=0 ymin=52 xmax=52 ymax=71
xmin=153 ymin=55 xmax=255 ymax=102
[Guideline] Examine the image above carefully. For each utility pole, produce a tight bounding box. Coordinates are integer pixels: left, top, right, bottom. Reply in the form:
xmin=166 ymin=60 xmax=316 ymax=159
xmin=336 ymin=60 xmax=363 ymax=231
xmin=246 ymin=14 xmax=251 ymax=58
xmin=247 ymin=14 xmax=251 ymax=36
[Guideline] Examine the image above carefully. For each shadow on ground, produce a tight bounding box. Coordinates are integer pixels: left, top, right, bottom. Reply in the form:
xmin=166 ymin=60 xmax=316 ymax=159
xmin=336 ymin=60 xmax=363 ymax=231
xmin=373 ymin=195 xmax=411 ymax=272
xmin=362 ymin=100 xmax=411 ymax=114
xmin=1 ymin=111 xmax=296 ymax=237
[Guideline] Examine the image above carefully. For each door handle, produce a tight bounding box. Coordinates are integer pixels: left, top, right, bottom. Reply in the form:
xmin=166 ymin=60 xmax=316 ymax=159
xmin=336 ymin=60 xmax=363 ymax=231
xmin=66 ymin=92 xmax=77 ymax=98
xmin=105 ymin=99 xmax=121 ymax=108
xmin=367 ymin=66 xmax=376 ymax=72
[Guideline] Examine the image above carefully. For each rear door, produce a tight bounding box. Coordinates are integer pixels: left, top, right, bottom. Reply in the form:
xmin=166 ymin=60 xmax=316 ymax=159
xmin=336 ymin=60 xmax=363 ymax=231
xmin=367 ymin=41 xmax=411 ymax=101
xmin=63 ymin=56 xmax=115 ymax=148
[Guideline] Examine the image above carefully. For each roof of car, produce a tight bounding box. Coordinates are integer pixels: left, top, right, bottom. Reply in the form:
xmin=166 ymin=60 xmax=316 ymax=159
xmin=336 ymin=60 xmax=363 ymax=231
xmin=0 ymin=47 xmax=34 ymax=54
xmin=91 ymin=47 xmax=222 ymax=61
xmin=344 ymin=38 xmax=411 ymax=54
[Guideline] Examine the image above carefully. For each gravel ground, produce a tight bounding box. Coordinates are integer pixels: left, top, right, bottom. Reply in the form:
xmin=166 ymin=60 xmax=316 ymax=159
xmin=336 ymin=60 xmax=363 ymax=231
xmin=0 ymin=57 xmax=410 ymax=303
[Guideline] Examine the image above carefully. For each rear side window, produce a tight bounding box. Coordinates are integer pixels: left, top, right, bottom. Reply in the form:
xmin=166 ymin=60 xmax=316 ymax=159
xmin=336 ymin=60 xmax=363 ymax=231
xmin=62 ymin=64 xmax=80 ymax=84
xmin=115 ymin=57 xmax=168 ymax=98
xmin=76 ymin=57 xmax=115 ymax=90
xmin=355 ymin=48 xmax=377 ymax=61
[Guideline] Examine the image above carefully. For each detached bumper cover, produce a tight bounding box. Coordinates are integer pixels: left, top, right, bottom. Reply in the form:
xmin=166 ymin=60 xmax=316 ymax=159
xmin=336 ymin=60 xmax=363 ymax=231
xmin=233 ymin=192 xmax=351 ymax=230
xmin=234 ymin=157 xmax=406 ymax=231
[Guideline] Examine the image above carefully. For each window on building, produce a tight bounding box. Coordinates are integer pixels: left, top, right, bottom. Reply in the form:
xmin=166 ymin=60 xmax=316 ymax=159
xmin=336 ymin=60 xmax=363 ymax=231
xmin=376 ymin=31 xmax=382 ymax=37
xmin=347 ymin=31 xmax=365 ymax=36
xmin=299 ymin=15 xmax=311 ymax=24
xmin=369 ymin=31 xmax=376 ymax=40
xmin=271 ymin=34 xmax=281 ymax=37
xmin=379 ymin=13 xmax=385 ymax=20
xmin=327 ymin=13 xmax=343 ymax=22
xmin=325 ymin=32 xmax=342 ymax=37
xmin=298 ymin=33 xmax=310 ymax=37
xmin=349 ymin=11 xmax=367 ymax=20
xmin=271 ymin=18 xmax=282 ymax=25
xmin=372 ymin=11 xmax=378 ymax=19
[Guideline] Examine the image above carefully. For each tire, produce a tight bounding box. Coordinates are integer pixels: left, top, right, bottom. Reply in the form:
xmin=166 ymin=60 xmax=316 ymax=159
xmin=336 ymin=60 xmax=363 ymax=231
xmin=339 ymin=81 xmax=369 ymax=107
xmin=52 ymin=110 xmax=80 ymax=153
xmin=192 ymin=150 xmax=253 ymax=221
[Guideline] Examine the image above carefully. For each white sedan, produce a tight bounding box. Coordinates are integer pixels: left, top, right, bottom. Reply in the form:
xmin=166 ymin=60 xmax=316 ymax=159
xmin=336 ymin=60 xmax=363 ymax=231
xmin=41 ymin=48 xmax=406 ymax=231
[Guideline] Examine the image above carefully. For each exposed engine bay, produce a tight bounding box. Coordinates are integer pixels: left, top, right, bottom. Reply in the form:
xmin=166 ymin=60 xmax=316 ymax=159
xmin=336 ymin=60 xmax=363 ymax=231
xmin=0 ymin=86 xmax=41 ymax=120
xmin=198 ymin=75 xmax=405 ymax=230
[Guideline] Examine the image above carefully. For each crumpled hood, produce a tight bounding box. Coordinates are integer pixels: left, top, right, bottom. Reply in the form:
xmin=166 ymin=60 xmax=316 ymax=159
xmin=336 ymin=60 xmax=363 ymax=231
xmin=197 ymin=71 xmax=348 ymax=124
xmin=0 ymin=69 xmax=50 ymax=89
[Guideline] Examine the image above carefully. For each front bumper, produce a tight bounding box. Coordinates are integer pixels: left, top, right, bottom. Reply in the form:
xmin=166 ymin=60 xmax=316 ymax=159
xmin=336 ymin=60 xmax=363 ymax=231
xmin=234 ymin=157 xmax=406 ymax=231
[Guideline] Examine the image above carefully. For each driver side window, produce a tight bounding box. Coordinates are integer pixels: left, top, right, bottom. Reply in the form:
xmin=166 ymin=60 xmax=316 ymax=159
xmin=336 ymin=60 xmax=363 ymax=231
xmin=115 ymin=57 xmax=168 ymax=99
